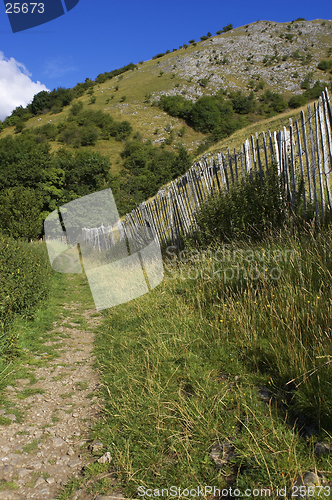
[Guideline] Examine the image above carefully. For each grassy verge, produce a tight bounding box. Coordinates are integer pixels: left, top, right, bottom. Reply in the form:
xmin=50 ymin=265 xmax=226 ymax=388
xmin=92 ymin=226 xmax=332 ymax=497
xmin=0 ymin=249 xmax=95 ymax=418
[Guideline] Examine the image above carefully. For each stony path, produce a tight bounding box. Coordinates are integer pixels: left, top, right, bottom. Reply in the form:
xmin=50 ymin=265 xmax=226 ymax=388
xmin=0 ymin=295 xmax=124 ymax=500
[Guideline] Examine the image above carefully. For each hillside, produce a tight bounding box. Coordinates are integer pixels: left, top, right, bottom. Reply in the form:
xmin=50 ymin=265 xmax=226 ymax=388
xmin=1 ymin=19 xmax=332 ymax=158
xmin=0 ymin=18 xmax=331 ymax=229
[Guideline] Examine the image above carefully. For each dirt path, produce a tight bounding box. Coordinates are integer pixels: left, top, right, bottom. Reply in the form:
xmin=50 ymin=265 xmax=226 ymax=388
xmin=0 ymin=276 xmax=125 ymax=500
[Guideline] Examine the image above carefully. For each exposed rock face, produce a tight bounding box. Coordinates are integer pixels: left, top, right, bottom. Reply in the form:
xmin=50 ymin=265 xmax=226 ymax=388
xmin=148 ymin=20 xmax=332 ymax=102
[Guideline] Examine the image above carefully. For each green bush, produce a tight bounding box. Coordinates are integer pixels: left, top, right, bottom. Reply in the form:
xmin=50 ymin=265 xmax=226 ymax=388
xmin=0 ymin=234 xmax=52 ymax=342
xmin=95 ymin=63 xmax=137 ymax=84
xmin=70 ymin=101 xmax=84 ymax=116
xmin=158 ymin=95 xmax=193 ymax=120
xmin=0 ymin=187 xmax=44 ymax=241
xmin=259 ymin=90 xmax=288 ymax=115
xmin=288 ymin=94 xmax=307 ymax=108
xmin=222 ymin=23 xmax=233 ymax=32
xmin=229 ymin=90 xmax=256 ymax=114
xmin=317 ymin=59 xmax=332 ymax=72
xmin=33 ymin=123 xmax=58 ymax=142
xmin=303 ymin=80 xmax=327 ymax=100
xmin=194 ymin=162 xmax=286 ymax=245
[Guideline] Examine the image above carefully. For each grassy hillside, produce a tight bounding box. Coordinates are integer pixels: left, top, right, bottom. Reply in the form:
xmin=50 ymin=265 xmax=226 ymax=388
xmin=1 ymin=19 xmax=332 ymax=171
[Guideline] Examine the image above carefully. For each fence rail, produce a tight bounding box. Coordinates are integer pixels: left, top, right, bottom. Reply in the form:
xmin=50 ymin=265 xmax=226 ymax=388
xmin=83 ymin=88 xmax=332 ymax=251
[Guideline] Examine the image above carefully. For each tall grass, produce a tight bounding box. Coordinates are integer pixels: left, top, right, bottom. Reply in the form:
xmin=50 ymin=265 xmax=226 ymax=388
xmin=93 ymin=223 xmax=332 ymax=496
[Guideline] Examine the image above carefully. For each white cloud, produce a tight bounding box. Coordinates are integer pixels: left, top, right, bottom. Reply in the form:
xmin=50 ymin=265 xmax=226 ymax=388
xmin=0 ymin=51 xmax=49 ymax=121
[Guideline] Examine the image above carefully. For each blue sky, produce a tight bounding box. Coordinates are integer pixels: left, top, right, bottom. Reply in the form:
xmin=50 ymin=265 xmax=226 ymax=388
xmin=0 ymin=0 xmax=331 ymax=120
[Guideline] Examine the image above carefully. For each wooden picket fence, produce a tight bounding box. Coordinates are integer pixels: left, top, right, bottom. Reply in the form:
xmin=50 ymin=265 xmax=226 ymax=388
xmin=83 ymin=87 xmax=332 ymax=251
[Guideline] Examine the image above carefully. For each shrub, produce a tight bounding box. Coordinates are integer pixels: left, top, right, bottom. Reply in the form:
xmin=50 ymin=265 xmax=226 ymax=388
xmin=288 ymin=94 xmax=307 ymax=108
xmin=222 ymin=24 xmax=233 ymax=32
xmin=0 ymin=234 xmax=52 ymax=350
xmin=95 ymin=63 xmax=137 ymax=83
xmin=229 ymin=90 xmax=256 ymax=114
xmin=158 ymin=95 xmax=193 ymax=120
xmin=14 ymin=121 xmax=26 ymax=134
xmin=70 ymin=101 xmax=84 ymax=116
xmin=259 ymin=90 xmax=288 ymax=115
xmin=317 ymin=59 xmax=332 ymax=72
xmin=194 ymin=162 xmax=285 ymax=245
xmin=303 ymin=80 xmax=327 ymax=100
xmin=190 ymin=97 xmax=223 ymax=133
xmin=0 ymin=186 xmax=44 ymax=240
xmin=80 ymin=125 xmax=99 ymax=146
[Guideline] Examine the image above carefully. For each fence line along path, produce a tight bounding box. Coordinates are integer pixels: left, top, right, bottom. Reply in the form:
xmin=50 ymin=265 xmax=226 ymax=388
xmin=82 ymin=87 xmax=332 ymax=251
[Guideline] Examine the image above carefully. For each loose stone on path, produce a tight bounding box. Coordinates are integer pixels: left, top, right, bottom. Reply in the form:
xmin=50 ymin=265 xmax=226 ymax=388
xmin=0 ymin=300 xmax=108 ymax=499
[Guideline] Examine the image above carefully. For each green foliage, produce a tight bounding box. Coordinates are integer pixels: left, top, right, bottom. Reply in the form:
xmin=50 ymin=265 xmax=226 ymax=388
xmin=0 ymin=187 xmax=44 ymax=240
xmin=70 ymin=101 xmax=84 ymax=116
xmin=116 ymin=141 xmax=191 ymax=214
xmin=89 ymin=96 xmax=97 ymax=104
xmin=317 ymin=59 xmax=332 ymax=72
xmin=259 ymin=90 xmax=288 ymax=116
xmin=229 ymin=90 xmax=256 ymax=114
xmin=300 ymin=73 xmax=313 ymax=89
xmin=152 ymin=53 xmax=165 ymax=59
xmin=59 ymin=108 xmax=132 ymax=145
xmin=27 ymin=87 xmax=73 ymax=116
xmin=73 ymin=78 xmax=95 ymax=97
xmin=198 ymin=77 xmax=209 ymax=88
xmin=288 ymin=94 xmax=307 ymax=108
xmin=222 ymin=23 xmax=233 ymax=32
xmin=95 ymin=63 xmax=137 ymax=84
xmin=33 ymin=123 xmax=58 ymax=143
xmin=194 ymin=162 xmax=285 ymax=245
xmin=158 ymin=95 xmax=193 ymax=120
xmin=303 ymin=80 xmax=327 ymax=100
xmin=14 ymin=121 xmax=26 ymax=134
xmin=0 ymin=132 xmax=111 ymax=218
xmin=0 ymin=235 xmax=52 ymax=361
xmin=0 ymin=135 xmax=53 ymax=190
xmin=190 ymin=96 xmax=225 ymax=133
xmin=55 ymin=148 xmax=110 ymax=200
xmin=58 ymin=122 xmax=84 ymax=147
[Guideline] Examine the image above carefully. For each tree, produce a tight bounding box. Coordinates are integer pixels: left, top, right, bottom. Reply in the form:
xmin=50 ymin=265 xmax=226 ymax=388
xmin=222 ymin=24 xmax=233 ymax=32
xmin=15 ymin=121 xmax=26 ymax=134
xmin=190 ymin=96 xmax=222 ymax=133
xmin=229 ymin=90 xmax=256 ymax=114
